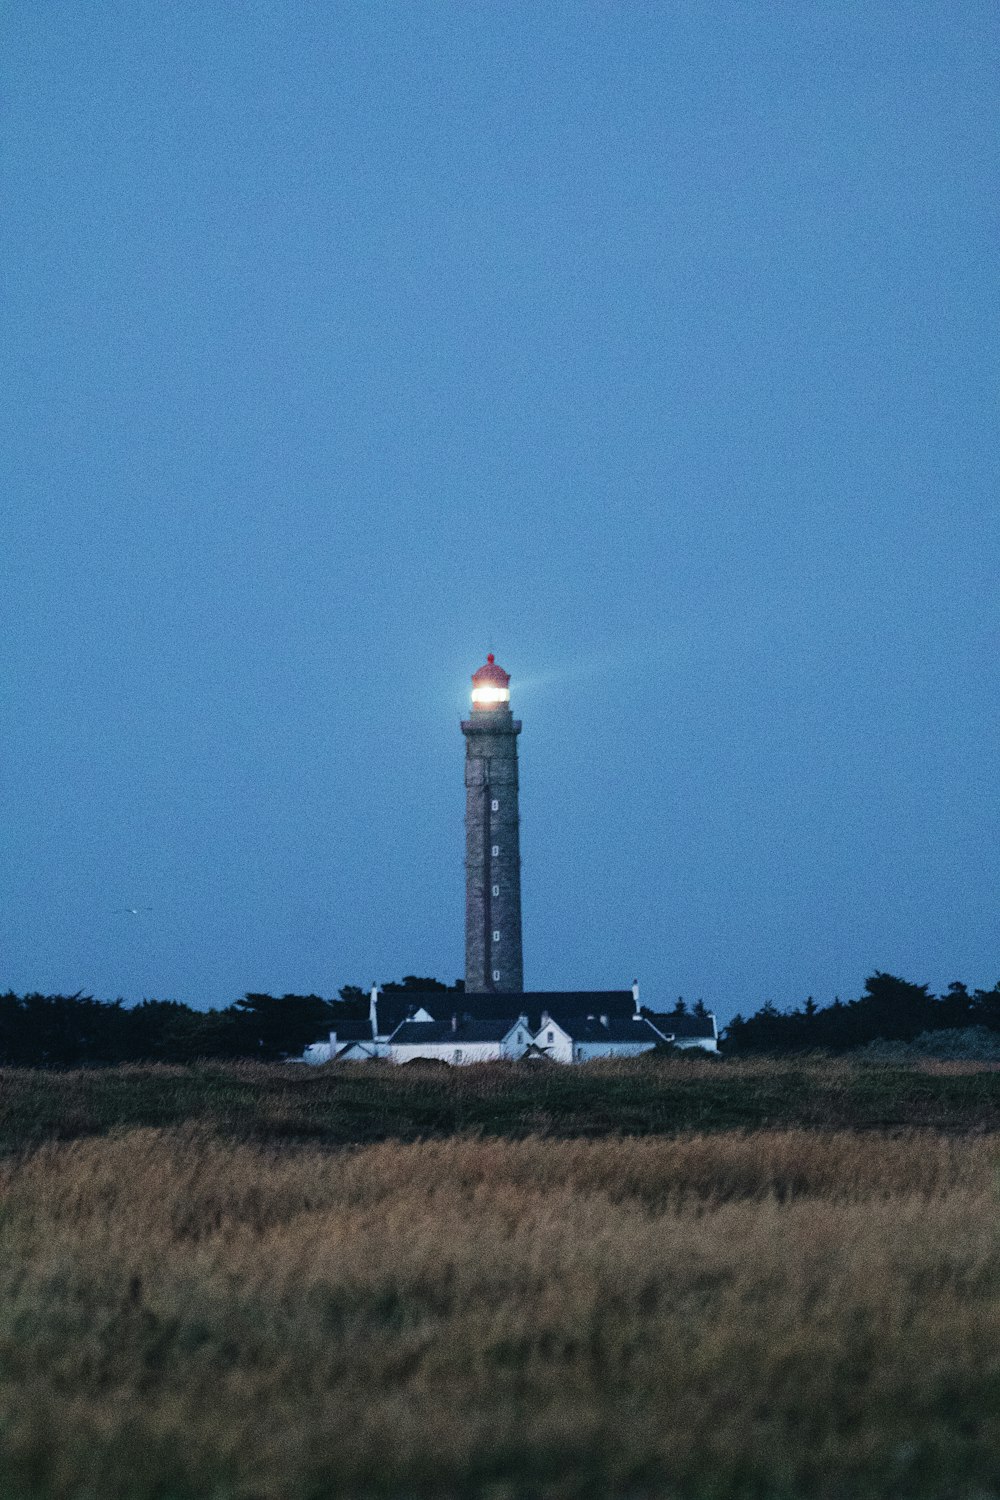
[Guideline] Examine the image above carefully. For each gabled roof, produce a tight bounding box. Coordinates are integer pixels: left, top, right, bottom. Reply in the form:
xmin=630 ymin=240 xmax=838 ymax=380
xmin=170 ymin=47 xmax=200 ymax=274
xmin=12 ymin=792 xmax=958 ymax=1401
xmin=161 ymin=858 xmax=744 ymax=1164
xmin=462 ymin=990 xmax=636 ymax=1015
xmin=553 ymin=1016 xmax=663 ymax=1044
xmin=390 ymin=1018 xmax=522 ymax=1045
xmin=327 ymin=1020 xmax=376 ymax=1043
xmin=366 ymin=994 xmax=451 ymax=1034
xmin=336 ymin=1039 xmax=380 ymax=1059
xmin=372 ymin=994 xmax=429 ymax=1032
xmin=645 ymin=1012 xmax=716 ymax=1039
xmin=360 ymin=991 xmax=716 ymax=1039
xmin=400 ymin=991 xmax=637 ymax=1031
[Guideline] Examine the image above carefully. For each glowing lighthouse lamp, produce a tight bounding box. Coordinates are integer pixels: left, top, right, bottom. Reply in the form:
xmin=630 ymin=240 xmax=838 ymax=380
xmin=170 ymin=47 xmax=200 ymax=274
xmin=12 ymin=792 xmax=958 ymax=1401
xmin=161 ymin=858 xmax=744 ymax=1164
xmin=470 ymin=653 xmax=511 ymax=708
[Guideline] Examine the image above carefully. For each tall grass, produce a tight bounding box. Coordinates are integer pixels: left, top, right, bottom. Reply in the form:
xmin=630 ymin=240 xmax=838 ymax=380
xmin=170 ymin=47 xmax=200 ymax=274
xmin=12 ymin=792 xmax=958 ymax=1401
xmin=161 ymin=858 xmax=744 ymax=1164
xmin=0 ymin=1055 xmax=997 ymax=1151
xmin=0 ymin=1128 xmax=995 ymax=1498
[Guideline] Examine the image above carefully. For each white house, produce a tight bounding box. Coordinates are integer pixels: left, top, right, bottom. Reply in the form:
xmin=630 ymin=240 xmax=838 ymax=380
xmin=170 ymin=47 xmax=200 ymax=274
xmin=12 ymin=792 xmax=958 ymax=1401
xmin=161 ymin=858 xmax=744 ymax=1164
xmin=299 ymin=986 xmax=436 ymax=1064
xmin=301 ymin=1030 xmax=387 ymax=1064
xmin=644 ymin=1010 xmax=719 ymax=1053
xmin=388 ymin=1016 xmax=531 ymax=1066
xmin=531 ymin=1011 xmax=665 ymax=1063
xmin=299 ymin=984 xmax=719 ymax=1064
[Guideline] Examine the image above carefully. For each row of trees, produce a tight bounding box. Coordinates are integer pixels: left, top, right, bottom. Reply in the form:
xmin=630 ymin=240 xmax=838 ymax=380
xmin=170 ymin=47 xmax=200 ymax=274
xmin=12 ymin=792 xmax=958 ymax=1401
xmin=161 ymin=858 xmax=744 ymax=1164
xmin=0 ymin=977 xmax=461 ymax=1068
xmin=725 ymin=972 xmax=1000 ymax=1053
xmin=1 ymin=972 xmax=998 ymax=1064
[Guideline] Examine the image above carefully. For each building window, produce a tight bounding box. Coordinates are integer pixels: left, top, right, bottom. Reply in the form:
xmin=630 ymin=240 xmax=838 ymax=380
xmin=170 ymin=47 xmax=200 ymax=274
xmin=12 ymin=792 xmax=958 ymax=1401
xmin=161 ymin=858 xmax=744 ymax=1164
xmin=492 ymin=930 xmax=500 ymax=942
xmin=454 ymin=1049 xmax=462 ymax=1063
xmin=492 ymin=884 xmax=500 ymax=897
xmin=491 ymin=845 xmax=499 ymax=857
xmin=547 ymin=1030 xmax=554 ymax=1043
xmin=492 ymin=970 xmax=500 ymax=982
xmin=491 ymin=799 xmax=499 ymax=811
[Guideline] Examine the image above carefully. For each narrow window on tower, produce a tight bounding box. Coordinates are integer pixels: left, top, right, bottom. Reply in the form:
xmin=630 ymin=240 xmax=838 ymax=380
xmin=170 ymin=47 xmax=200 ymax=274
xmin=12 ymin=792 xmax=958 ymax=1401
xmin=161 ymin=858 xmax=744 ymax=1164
xmin=454 ymin=1049 xmax=462 ymax=1063
xmin=492 ymin=970 xmax=500 ymax=982
xmin=491 ymin=799 xmax=499 ymax=811
xmin=491 ymin=845 xmax=499 ymax=857
xmin=492 ymin=930 xmax=500 ymax=942
xmin=492 ymin=884 xmax=499 ymax=897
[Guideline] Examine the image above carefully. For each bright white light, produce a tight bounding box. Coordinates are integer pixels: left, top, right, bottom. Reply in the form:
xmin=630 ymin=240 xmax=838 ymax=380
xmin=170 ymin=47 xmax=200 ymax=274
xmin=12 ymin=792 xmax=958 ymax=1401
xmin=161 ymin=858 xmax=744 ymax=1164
xmin=471 ymin=686 xmax=510 ymax=705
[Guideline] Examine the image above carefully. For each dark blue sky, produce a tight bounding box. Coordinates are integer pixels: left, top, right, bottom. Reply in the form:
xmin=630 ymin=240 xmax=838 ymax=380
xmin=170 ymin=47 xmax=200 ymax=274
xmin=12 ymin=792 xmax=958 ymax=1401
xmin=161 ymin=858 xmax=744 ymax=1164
xmin=3 ymin=3 xmax=998 ymax=1019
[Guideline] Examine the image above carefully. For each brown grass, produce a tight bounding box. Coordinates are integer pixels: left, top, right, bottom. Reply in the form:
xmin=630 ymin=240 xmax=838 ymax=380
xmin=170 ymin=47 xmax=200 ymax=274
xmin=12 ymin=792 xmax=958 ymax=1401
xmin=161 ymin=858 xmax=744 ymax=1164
xmin=0 ymin=1129 xmax=996 ymax=1498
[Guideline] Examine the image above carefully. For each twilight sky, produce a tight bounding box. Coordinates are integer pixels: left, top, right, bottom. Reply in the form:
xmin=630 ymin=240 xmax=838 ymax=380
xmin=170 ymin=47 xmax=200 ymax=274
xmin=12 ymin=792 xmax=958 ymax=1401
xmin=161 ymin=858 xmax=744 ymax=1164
xmin=2 ymin=3 xmax=998 ymax=1020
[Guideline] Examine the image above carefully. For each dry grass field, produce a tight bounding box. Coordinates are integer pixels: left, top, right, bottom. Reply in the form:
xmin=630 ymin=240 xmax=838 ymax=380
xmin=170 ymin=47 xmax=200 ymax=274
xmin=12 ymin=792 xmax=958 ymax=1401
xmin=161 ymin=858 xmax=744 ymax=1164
xmin=0 ymin=1118 xmax=996 ymax=1499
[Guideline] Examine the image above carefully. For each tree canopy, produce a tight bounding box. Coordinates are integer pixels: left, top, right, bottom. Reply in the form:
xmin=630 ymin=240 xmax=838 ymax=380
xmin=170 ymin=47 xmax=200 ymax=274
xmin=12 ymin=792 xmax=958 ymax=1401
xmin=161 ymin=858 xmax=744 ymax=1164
xmin=725 ymin=973 xmax=1000 ymax=1053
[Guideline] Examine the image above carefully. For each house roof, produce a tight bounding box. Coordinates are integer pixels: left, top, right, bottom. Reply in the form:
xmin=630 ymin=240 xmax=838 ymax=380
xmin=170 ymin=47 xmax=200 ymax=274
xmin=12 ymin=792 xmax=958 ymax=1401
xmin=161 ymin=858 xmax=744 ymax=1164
xmin=551 ymin=1016 xmax=664 ymax=1044
xmin=359 ymin=991 xmax=716 ymax=1039
xmin=336 ymin=1039 xmax=379 ymax=1059
xmin=645 ymin=1011 xmax=716 ymax=1039
xmin=370 ymin=993 xmax=451 ymax=1033
xmin=398 ymin=991 xmax=638 ymax=1031
xmin=390 ymin=1018 xmax=522 ymax=1046
xmin=328 ymin=1020 xmax=376 ymax=1043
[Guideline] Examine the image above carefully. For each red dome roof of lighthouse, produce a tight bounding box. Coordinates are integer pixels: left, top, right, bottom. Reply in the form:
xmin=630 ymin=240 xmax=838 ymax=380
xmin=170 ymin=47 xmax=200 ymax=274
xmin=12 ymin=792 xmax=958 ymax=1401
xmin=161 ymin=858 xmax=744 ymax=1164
xmin=472 ymin=653 xmax=510 ymax=688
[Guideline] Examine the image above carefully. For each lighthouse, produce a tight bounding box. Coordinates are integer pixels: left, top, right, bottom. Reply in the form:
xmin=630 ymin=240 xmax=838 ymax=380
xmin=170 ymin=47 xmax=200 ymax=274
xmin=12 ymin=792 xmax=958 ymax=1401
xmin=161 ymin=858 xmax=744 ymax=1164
xmin=462 ymin=654 xmax=524 ymax=993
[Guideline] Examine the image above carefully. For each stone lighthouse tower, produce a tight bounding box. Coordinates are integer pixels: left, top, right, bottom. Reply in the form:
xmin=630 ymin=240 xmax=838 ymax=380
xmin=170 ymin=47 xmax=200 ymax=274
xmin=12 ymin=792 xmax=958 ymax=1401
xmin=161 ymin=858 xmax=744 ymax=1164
xmin=462 ymin=654 xmax=524 ymax=993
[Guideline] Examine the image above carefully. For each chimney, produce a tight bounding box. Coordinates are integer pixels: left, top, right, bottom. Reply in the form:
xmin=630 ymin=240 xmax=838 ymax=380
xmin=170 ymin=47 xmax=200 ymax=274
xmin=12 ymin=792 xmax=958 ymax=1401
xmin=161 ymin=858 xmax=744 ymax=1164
xmin=540 ymin=1009 xmax=550 ymax=1026
xmin=329 ymin=1030 xmax=337 ymax=1056
xmin=518 ymin=1013 xmax=528 ymax=1028
xmin=632 ymin=979 xmax=640 ymax=1004
xmin=369 ymin=984 xmax=380 ymax=1040
xmin=600 ymin=1014 xmax=609 ymax=1028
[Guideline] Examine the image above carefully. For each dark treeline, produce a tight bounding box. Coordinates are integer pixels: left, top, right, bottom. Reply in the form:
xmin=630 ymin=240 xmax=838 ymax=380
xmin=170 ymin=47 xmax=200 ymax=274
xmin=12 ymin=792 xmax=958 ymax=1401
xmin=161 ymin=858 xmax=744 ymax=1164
xmin=2 ymin=971 xmax=999 ymax=1065
xmin=726 ymin=972 xmax=1000 ymax=1053
xmin=0 ymin=977 xmax=462 ymax=1068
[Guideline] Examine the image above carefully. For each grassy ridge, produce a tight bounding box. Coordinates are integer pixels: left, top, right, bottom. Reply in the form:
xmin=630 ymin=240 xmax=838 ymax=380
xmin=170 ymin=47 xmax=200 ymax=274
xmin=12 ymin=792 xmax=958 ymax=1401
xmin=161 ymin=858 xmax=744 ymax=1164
xmin=0 ymin=1128 xmax=997 ymax=1499
xmin=0 ymin=1055 xmax=997 ymax=1149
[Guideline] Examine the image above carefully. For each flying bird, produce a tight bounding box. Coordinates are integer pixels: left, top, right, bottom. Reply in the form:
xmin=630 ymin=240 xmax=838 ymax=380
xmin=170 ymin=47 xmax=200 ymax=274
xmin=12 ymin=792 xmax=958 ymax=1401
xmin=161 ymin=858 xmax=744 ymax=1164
xmin=113 ymin=907 xmax=153 ymax=915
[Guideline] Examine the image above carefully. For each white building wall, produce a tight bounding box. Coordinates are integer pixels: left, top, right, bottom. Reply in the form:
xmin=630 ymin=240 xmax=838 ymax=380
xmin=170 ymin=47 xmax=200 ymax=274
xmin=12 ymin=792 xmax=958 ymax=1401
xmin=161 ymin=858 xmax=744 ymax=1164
xmin=389 ymin=1041 xmax=502 ymax=1066
xmin=300 ymin=1038 xmax=390 ymax=1064
xmin=572 ymin=1039 xmax=660 ymax=1063
xmin=533 ymin=1021 xmax=574 ymax=1063
xmin=390 ymin=1025 xmax=530 ymax=1066
xmin=338 ymin=1040 xmax=390 ymax=1061
xmin=301 ymin=1041 xmax=334 ymax=1065
xmin=505 ymin=1026 xmax=531 ymax=1058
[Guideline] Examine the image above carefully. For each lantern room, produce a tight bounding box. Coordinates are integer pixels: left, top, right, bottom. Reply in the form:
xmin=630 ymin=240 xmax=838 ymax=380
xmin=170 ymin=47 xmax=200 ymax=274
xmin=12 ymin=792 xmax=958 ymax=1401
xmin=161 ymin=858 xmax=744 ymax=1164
xmin=470 ymin=653 xmax=511 ymax=708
